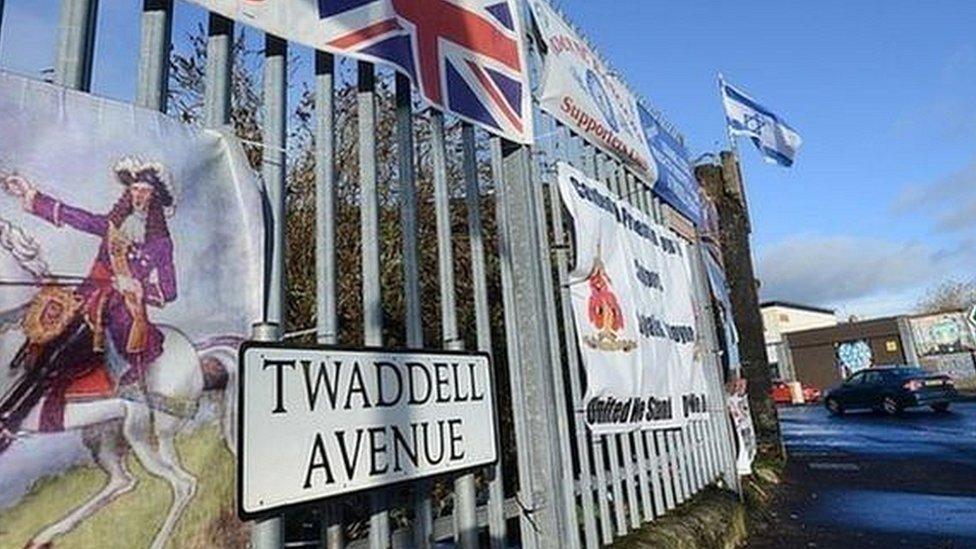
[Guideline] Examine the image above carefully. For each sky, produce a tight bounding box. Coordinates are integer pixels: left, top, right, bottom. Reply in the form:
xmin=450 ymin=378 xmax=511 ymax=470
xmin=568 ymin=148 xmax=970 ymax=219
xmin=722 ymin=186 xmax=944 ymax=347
xmin=556 ymin=0 xmax=976 ymax=319
xmin=1 ymin=0 xmax=975 ymax=320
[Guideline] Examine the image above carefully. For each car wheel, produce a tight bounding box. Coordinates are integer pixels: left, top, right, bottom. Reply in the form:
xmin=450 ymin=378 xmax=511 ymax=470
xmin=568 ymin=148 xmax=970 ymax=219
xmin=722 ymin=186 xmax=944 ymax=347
xmin=826 ymin=398 xmax=844 ymax=416
xmin=882 ymin=396 xmax=902 ymax=416
xmin=931 ymin=402 xmax=950 ymax=413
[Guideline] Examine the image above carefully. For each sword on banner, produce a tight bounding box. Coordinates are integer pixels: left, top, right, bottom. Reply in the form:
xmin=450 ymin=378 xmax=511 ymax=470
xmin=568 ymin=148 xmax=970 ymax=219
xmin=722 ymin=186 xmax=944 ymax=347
xmin=0 ymin=274 xmax=91 ymax=288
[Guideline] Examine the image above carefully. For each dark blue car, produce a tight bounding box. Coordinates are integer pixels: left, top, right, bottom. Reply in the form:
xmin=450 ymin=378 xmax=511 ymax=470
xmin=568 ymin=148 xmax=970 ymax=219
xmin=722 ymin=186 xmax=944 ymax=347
xmin=824 ymin=366 xmax=957 ymax=416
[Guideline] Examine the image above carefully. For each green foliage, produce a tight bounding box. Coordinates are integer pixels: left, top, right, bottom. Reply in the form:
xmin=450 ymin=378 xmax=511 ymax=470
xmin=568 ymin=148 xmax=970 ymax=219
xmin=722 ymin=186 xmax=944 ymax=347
xmin=916 ymin=278 xmax=976 ymax=315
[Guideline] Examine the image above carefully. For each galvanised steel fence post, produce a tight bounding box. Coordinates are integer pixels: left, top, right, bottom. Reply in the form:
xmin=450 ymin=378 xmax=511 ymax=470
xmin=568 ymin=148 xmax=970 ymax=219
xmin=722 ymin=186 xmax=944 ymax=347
xmin=314 ymin=50 xmax=345 ymax=549
xmin=394 ymin=73 xmax=434 ymax=549
xmin=203 ymin=13 xmax=232 ymax=128
xmin=54 ymin=0 xmax=98 ymax=91
xmin=250 ymin=33 xmax=288 ymax=549
xmin=356 ymin=61 xmax=392 ymax=549
xmin=461 ymin=122 xmax=507 ymax=548
xmin=494 ymin=139 xmax=573 ymax=548
xmin=135 ymin=0 xmax=172 ymax=112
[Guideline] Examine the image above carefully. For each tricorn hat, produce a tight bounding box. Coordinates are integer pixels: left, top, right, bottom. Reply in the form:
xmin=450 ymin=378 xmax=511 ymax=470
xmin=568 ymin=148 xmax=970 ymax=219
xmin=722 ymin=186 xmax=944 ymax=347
xmin=112 ymin=156 xmax=175 ymax=207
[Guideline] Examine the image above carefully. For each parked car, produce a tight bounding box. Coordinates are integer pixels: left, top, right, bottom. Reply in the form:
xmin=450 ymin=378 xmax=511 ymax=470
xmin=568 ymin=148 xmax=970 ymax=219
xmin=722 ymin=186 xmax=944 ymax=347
xmin=824 ymin=366 xmax=957 ymax=416
xmin=770 ymin=380 xmax=822 ymax=405
xmin=802 ymin=385 xmax=822 ymax=403
xmin=770 ymin=380 xmax=794 ymax=404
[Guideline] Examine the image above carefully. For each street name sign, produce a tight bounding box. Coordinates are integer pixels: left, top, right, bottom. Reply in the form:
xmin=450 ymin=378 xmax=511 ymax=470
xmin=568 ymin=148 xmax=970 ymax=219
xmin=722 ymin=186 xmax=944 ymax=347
xmin=237 ymin=343 xmax=498 ymax=519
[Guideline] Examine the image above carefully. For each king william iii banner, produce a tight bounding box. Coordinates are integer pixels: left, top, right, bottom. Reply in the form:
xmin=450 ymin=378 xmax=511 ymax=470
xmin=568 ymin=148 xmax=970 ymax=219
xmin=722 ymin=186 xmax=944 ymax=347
xmin=557 ymin=162 xmax=708 ymax=434
xmin=186 ymin=0 xmax=532 ymax=144
xmin=0 ymin=71 xmax=264 ymax=548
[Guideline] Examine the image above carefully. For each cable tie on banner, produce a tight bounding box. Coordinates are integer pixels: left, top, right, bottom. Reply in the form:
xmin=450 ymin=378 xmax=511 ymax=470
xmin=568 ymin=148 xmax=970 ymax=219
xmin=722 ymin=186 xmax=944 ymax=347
xmin=235 ymin=136 xmax=289 ymax=155
xmin=561 ymin=278 xmax=589 ymax=289
xmin=282 ymin=327 xmax=317 ymax=340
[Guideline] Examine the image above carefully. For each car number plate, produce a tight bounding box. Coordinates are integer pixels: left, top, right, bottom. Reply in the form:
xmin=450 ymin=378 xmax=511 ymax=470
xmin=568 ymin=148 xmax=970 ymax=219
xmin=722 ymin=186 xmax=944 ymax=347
xmin=924 ymin=379 xmax=943 ymax=387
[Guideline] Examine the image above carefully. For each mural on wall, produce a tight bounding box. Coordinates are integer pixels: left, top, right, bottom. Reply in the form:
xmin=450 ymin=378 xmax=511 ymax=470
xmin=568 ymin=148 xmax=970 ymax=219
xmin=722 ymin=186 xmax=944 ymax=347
xmin=836 ymin=339 xmax=873 ymax=378
xmin=910 ymin=312 xmax=976 ymax=357
xmin=0 ymin=71 xmax=264 ymax=548
xmin=909 ymin=312 xmax=976 ymax=379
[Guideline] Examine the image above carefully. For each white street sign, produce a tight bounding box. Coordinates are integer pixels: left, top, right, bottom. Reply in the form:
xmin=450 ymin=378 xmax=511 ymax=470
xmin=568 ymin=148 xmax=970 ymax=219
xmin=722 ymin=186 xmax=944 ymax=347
xmin=238 ymin=343 xmax=497 ymax=519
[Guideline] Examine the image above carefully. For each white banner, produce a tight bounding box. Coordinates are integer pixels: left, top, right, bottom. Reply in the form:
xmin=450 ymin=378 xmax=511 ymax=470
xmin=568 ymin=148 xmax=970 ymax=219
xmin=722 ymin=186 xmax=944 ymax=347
xmin=728 ymin=389 xmax=757 ymax=476
xmin=530 ymin=0 xmax=656 ymax=180
xmin=239 ymin=345 xmax=497 ymax=517
xmin=0 ymin=70 xmax=264 ymax=547
xmin=557 ymin=162 xmax=707 ymax=434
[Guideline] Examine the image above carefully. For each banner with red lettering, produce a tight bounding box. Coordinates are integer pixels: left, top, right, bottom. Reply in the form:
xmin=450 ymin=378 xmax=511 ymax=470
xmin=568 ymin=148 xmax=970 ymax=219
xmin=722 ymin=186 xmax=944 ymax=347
xmin=530 ymin=0 xmax=656 ymax=180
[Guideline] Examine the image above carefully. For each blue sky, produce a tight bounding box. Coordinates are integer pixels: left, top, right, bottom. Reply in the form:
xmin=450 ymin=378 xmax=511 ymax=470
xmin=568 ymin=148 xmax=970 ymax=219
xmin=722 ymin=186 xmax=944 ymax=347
xmin=1 ymin=0 xmax=975 ymax=319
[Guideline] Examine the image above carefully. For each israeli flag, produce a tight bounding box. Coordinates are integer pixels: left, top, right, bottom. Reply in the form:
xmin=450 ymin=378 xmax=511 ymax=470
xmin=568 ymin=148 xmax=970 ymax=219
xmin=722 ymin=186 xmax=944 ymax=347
xmin=721 ymin=79 xmax=802 ymax=167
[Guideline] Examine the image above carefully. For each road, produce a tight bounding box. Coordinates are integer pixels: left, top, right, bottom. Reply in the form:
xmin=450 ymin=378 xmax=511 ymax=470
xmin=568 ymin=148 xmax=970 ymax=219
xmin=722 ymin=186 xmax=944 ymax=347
xmin=748 ymin=401 xmax=976 ymax=548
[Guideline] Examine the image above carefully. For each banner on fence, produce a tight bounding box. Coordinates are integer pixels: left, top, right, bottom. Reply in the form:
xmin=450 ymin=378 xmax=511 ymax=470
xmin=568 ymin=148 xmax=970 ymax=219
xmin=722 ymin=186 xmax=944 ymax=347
xmin=557 ymin=162 xmax=707 ymax=433
xmin=238 ymin=344 xmax=497 ymax=518
xmin=530 ymin=0 xmax=656 ymax=180
xmin=0 ymin=71 xmax=264 ymax=547
xmin=639 ymin=105 xmax=701 ymax=226
xmin=186 ymin=0 xmax=532 ymax=144
xmin=727 ymin=379 xmax=756 ymax=475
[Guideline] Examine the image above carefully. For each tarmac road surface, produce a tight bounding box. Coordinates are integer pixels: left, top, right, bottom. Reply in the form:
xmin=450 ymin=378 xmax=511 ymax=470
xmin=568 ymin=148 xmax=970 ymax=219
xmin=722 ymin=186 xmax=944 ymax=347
xmin=748 ymin=401 xmax=976 ymax=549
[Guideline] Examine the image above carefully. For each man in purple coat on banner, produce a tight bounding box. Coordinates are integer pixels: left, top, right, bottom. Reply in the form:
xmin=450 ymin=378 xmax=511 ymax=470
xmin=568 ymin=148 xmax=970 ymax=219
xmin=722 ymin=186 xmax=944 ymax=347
xmin=0 ymin=157 xmax=177 ymax=441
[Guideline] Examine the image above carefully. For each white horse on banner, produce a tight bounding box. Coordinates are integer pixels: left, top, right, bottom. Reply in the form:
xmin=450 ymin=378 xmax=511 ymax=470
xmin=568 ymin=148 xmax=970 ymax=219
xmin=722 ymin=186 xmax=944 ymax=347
xmin=0 ymin=215 xmax=240 ymax=549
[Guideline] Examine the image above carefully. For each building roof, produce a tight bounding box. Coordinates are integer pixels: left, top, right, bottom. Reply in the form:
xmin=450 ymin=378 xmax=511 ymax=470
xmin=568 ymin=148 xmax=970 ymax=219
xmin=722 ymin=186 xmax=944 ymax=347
xmin=785 ymin=315 xmax=903 ymax=347
xmin=760 ymin=300 xmax=835 ymax=316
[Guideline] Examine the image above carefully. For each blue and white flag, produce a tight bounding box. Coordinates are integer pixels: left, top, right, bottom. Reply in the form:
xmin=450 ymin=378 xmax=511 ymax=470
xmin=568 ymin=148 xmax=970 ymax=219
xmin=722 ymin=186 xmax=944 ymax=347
xmin=721 ymin=79 xmax=802 ymax=167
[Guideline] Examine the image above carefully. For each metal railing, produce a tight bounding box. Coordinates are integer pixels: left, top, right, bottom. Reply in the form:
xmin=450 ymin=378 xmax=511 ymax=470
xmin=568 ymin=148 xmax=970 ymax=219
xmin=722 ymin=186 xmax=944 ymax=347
xmin=0 ymin=0 xmax=740 ymax=547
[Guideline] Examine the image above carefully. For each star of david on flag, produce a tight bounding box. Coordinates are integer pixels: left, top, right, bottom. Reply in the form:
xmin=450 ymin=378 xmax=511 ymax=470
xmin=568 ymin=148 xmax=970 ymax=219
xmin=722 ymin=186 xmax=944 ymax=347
xmin=322 ymin=0 xmax=533 ymax=143
xmin=720 ymin=78 xmax=802 ymax=167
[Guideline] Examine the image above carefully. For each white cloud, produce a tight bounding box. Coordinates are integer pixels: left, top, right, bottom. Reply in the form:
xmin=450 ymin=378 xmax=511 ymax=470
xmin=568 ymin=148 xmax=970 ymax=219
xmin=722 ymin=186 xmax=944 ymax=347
xmin=893 ymin=160 xmax=976 ymax=234
xmin=756 ymin=234 xmax=970 ymax=317
xmin=767 ymin=154 xmax=976 ymax=319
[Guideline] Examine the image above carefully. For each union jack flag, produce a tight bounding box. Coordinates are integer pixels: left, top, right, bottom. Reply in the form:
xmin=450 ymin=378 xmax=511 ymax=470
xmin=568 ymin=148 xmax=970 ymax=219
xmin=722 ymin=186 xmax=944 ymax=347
xmin=186 ymin=0 xmax=532 ymax=142
xmin=320 ymin=0 xmax=533 ymax=143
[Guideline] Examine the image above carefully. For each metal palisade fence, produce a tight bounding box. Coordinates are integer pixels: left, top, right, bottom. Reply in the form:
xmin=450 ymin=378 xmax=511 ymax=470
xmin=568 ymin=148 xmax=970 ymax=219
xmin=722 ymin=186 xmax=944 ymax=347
xmin=0 ymin=0 xmax=740 ymax=547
